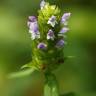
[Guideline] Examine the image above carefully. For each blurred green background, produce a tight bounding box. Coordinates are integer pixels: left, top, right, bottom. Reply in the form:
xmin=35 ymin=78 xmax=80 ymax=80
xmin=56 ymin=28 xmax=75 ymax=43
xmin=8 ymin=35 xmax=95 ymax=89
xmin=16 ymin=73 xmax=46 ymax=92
xmin=0 ymin=0 xmax=96 ymax=96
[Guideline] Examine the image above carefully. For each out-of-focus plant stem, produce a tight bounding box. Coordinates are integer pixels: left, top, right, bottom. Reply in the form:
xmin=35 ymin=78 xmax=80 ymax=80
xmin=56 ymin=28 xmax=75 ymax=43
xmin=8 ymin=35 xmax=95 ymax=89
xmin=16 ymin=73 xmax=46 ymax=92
xmin=44 ymin=71 xmax=59 ymax=96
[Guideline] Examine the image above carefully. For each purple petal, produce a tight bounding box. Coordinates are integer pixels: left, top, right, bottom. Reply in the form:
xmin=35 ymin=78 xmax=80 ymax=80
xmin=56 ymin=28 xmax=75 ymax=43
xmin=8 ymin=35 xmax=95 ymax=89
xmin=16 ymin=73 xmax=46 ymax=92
xmin=29 ymin=22 xmax=39 ymax=33
xmin=59 ymin=27 xmax=69 ymax=34
xmin=47 ymin=29 xmax=55 ymax=40
xmin=27 ymin=16 xmax=40 ymax=40
xmin=27 ymin=16 xmax=37 ymax=27
xmin=50 ymin=16 xmax=56 ymax=22
xmin=47 ymin=29 xmax=54 ymax=36
xmin=61 ymin=13 xmax=71 ymax=25
xmin=47 ymin=15 xmax=57 ymax=27
xmin=37 ymin=43 xmax=47 ymax=49
xmin=62 ymin=13 xmax=71 ymax=20
xmin=28 ymin=16 xmax=37 ymax=22
xmin=56 ymin=39 xmax=65 ymax=48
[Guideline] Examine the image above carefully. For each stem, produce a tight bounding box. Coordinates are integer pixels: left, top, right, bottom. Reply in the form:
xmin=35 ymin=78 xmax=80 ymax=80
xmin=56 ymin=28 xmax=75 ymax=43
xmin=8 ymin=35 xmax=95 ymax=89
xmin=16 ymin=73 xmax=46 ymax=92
xmin=44 ymin=71 xmax=59 ymax=96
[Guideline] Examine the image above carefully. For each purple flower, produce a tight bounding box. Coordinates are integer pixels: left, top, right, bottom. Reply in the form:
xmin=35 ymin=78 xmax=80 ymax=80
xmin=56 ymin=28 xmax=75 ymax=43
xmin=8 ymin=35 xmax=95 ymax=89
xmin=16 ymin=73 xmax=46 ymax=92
xmin=62 ymin=13 xmax=71 ymax=20
xmin=29 ymin=22 xmax=38 ymax=32
xmin=47 ymin=15 xmax=57 ymax=27
xmin=60 ymin=27 xmax=69 ymax=33
xmin=61 ymin=13 xmax=71 ymax=25
xmin=47 ymin=29 xmax=55 ymax=40
xmin=29 ymin=16 xmax=37 ymax=22
xmin=40 ymin=0 xmax=46 ymax=10
xmin=56 ymin=39 xmax=65 ymax=48
xmin=29 ymin=24 xmax=40 ymax=40
xmin=29 ymin=30 xmax=40 ymax=40
xmin=37 ymin=43 xmax=47 ymax=49
xmin=27 ymin=16 xmax=40 ymax=40
xmin=58 ymin=27 xmax=69 ymax=36
xmin=27 ymin=16 xmax=37 ymax=26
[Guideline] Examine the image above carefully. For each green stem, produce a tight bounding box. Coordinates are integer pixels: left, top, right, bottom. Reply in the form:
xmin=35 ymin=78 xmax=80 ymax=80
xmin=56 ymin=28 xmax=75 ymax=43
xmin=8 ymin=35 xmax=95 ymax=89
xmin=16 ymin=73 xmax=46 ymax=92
xmin=44 ymin=71 xmax=59 ymax=96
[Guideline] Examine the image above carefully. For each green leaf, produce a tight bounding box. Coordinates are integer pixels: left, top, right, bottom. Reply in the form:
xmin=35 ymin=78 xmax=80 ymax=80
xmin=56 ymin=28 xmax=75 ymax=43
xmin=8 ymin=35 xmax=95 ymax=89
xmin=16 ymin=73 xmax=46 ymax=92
xmin=21 ymin=61 xmax=33 ymax=69
xmin=8 ymin=67 xmax=36 ymax=79
xmin=60 ymin=92 xmax=77 ymax=96
xmin=64 ymin=56 xmax=75 ymax=61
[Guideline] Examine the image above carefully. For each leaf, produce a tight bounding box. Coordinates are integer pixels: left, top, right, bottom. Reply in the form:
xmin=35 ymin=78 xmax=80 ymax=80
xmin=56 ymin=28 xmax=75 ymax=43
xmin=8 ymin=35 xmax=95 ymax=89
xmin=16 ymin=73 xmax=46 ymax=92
xmin=64 ymin=56 xmax=75 ymax=61
xmin=8 ymin=67 xmax=36 ymax=79
xmin=67 ymin=56 xmax=75 ymax=59
xmin=60 ymin=92 xmax=77 ymax=96
xmin=21 ymin=61 xmax=33 ymax=69
xmin=21 ymin=64 xmax=32 ymax=69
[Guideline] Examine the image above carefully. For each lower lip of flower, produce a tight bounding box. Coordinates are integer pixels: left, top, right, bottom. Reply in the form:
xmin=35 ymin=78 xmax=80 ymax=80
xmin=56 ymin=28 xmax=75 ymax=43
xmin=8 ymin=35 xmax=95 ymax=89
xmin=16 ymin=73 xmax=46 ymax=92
xmin=37 ymin=43 xmax=47 ymax=49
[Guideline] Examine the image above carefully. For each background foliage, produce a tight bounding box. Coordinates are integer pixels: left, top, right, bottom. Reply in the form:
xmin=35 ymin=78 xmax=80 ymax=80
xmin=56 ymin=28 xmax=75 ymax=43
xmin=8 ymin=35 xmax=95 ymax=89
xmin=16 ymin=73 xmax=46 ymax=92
xmin=0 ymin=0 xmax=96 ymax=96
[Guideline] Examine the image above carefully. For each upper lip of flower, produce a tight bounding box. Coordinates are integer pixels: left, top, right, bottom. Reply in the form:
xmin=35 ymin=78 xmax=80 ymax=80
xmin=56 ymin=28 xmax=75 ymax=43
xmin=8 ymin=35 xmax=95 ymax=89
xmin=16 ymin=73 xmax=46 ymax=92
xmin=62 ymin=13 xmax=71 ymax=20
xmin=61 ymin=12 xmax=71 ymax=25
xmin=59 ymin=27 xmax=69 ymax=33
xmin=40 ymin=0 xmax=46 ymax=9
xmin=28 ymin=16 xmax=37 ymax=22
xmin=56 ymin=39 xmax=65 ymax=48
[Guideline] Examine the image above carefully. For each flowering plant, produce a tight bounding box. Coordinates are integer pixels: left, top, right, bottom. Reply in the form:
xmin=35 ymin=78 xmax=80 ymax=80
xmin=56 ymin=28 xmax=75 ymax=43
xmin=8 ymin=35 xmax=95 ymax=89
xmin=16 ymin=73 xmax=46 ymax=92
xmin=9 ymin=1 xmax=73 ymax=96
xmin=26 ymin=0 xmax=71 ymax=71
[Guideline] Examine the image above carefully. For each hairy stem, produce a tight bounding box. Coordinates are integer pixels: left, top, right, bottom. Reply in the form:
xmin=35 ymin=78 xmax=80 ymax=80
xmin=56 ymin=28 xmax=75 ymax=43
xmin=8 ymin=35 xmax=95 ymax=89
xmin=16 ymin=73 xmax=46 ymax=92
xmin=44 ymin=71 xmax=59 ymax=96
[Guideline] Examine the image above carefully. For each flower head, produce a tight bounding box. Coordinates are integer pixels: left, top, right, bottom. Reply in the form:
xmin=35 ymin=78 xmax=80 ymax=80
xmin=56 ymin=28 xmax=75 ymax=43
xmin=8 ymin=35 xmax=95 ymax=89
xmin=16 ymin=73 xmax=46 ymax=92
xmin=26 ymin=1 xmax=71 ymax=70
xmin=47 ymin=15 xmax=57 ymax=27
xmin=47 ymin=29 xmax=55 ymax=40
xmin=56 ymin=39 xmax=65 ymax=48
xmin=40 ymin=0 xmax=46 ymax=10
xmin=61 ymin=13 xmax=71 ymax=25
xmin=37 ymin=43 xmax=47 ymax=49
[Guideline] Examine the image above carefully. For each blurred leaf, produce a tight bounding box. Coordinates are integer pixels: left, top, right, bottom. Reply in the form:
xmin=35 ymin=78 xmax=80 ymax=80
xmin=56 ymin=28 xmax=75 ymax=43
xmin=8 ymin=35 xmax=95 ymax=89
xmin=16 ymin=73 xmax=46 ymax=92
xmin=8 ymin=67 xmax=36 ymax=78
xmin=65 ymin=56 xmax=75 ymax=59
xmin=60 ymin=92 xmax=77 ymax=96
xmin=21 ymin=63 xmax=32 ymax=69
xmin=64 ymin=56 xmax=75 ymax=61
xmin=21 ymin=61 xmax=39 ymax=70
